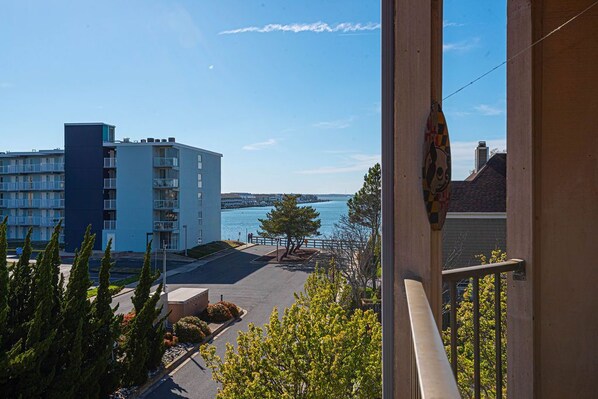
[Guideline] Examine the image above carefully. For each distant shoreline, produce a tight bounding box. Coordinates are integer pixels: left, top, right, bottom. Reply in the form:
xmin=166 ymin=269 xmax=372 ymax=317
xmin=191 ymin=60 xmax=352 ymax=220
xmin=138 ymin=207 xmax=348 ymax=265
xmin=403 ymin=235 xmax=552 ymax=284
xmin=221 ymin=199 xmax=331 ymax=210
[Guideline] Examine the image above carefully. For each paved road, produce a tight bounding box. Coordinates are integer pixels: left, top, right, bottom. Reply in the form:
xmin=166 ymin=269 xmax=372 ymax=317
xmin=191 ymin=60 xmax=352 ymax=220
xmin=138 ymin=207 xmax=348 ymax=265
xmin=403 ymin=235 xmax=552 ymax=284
xmin=139 ymin=245 xmax=313 ymax=399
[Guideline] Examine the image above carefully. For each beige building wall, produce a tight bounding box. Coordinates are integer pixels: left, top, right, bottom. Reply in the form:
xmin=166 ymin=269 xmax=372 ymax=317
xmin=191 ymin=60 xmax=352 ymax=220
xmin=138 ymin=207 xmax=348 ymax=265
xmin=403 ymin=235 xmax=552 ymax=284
xmin=507 ymin=0 xmax=598 ymax=397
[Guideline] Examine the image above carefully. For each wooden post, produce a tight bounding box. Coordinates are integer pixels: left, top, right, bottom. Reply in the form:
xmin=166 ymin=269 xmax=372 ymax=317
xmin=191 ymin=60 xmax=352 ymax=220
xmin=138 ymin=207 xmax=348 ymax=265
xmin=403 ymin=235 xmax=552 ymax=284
xmin=382 ymin=0 xmax=444 ymax=397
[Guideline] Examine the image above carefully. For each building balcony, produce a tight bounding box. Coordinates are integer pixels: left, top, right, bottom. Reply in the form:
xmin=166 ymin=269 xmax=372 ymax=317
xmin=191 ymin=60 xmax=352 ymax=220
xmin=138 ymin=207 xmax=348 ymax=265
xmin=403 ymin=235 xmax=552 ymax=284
xmin=153 ymin=220 xmax=179 ymax=231
xmin=0 ymin=181 xmax=65 ymax=191
xmin=0 ymin=163 xmax=64 ymax=174
xmin=404 ymin=259 xmax=525 ymax=398
xmin=154 ymin=199 xmax=179 ymax=210
xmin=153 ymin=157 xmax=179 ymax=168
xmin=8 ymin=216 xmax=62 ymax=227
xmin=104 ymin=199 xmax=116 ymax=210
xmin=103 ymin=178 xmax=117 ymax=189
xmin=0 ymin=198 xmax=64 ymax=208
xmin=153 ymin=178 xmax=178 ymax=189
xmin=103 ymin=157 xmax=117 ymax=168
xmin=103 ymin=220 xmax=116 ymax=230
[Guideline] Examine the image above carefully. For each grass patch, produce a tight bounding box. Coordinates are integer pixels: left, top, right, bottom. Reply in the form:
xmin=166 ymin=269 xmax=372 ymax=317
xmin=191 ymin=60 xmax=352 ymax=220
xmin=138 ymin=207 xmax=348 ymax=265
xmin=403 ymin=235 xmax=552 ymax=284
xmin=87 ymin=274 xmax=141 ymax=299
xmin=185 ymin=240 xmax=243 ymax=259
xmin=87 ymin=285 xmax=124 ymax=299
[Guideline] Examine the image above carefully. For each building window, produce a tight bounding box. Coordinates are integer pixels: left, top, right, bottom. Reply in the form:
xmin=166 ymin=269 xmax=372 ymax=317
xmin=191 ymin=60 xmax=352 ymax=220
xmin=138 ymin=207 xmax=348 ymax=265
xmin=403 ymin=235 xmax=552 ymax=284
xmin=197 ymin=173 xmax=202 ymax=188
xmin=198 ymin=211 xmax=203 ymax=225
xmin=198 ymin=154 xmax=202 ymax=169
xmin=197 ymin=192 xmax=203 ymax=207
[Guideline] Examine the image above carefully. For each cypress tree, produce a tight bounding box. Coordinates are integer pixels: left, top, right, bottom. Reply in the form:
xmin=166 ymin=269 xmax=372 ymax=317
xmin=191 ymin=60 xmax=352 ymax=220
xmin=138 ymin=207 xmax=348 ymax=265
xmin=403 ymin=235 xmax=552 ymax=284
xmin=7 ymin=228 xmax=34 ymax=344
xmin=122 ymin=283 xmax=164 ymax=387
xmin=82 ymin=239 xmax=122 ymax=398
xmin=49 ymin=226 xmax=94 ymax=397
xmin=0 ymin=218 xmax=8 ymax=345
xmin=131 ymin=242 xmax=155 ymax=314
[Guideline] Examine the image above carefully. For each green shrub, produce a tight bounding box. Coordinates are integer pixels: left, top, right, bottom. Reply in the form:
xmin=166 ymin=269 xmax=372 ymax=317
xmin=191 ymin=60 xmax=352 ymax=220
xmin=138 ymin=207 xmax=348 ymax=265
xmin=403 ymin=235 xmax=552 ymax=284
xmin=173 ymin=321 xmax=205 ymax=343
xmin=218 ymin=301 xmax=240 ymax=319
xmin=179 ymin=316 xmax=211 ymax=336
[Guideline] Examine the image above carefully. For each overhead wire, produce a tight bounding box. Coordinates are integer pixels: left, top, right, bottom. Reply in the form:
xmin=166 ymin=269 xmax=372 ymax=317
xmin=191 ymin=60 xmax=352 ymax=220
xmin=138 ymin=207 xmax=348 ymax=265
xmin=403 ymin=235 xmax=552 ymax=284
xmin=442 ymin=0 xmax=598 ymax=101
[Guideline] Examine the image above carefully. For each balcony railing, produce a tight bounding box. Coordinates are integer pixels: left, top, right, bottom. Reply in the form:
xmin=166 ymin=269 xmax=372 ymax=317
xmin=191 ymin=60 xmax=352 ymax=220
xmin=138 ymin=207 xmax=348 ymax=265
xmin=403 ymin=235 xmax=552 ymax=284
xmin=104 ymin=199 xmax=116 ymax=210
xmin=8 ymin=216 xmax=62 ymax=227
xmin=0 ymin=181 xmax=64 ymax=191
xmin=0 ymin=199 xmax=64 ymax=208
xmin=441 ymin=259 xmax=525 ymax=399
xmin=0 ymin=163 xmax=64 ymax=174
xmin=154 ymin=199 xmax=179 ymax=209
xmin=103 ymin=158 xmax=117 ymax=168
xmin=405 ymin=279 xmax=460 ymax=399
xmin=153 ymin=178 xmax=178 ymax=189
xmin=103 ymin=178 xmax=117 ymax=189
xmin=153 ymin=220 xmax=178 ymax=231
xmin=153 ymin=157 xmax=179 ymax=168
xmin=103 ymin=220 xmax=116 ymax=230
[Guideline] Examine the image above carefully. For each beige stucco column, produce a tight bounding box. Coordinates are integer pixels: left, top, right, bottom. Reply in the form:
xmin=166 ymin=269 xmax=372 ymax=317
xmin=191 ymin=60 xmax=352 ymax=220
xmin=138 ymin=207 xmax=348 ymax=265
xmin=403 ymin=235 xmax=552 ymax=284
xmin=382 ymin=1 xmax=444 ymax=397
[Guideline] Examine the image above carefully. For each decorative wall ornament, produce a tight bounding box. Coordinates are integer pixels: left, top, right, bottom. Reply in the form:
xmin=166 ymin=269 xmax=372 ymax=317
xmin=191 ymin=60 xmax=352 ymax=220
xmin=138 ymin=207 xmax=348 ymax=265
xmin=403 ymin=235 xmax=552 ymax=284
xmin=422 ymin=102 xmax=451 ymax=231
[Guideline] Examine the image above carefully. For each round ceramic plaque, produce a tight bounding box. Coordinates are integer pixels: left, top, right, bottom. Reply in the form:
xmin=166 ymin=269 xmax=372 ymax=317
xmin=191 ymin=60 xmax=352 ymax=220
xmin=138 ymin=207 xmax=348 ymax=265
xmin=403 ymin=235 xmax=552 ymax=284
xmin=422 ymin=102 xmax=451 ymax=231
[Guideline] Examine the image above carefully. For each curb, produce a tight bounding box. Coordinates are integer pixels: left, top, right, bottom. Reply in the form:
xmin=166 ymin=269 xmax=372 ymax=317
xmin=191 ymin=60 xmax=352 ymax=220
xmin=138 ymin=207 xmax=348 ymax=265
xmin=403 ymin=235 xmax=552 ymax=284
xmin=132 ymin=309 xmax=247 ymax=398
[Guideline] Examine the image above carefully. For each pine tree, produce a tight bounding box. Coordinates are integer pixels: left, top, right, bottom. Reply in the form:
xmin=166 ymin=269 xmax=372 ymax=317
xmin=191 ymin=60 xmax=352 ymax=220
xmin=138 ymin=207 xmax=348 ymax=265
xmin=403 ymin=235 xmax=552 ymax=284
xmin=131 ymin=242 xmax=155 ymax=314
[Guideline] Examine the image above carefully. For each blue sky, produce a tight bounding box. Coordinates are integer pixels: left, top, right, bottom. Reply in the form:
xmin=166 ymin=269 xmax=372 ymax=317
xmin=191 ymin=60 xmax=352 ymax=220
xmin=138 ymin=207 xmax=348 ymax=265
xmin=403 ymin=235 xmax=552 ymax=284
xmin=0 ymin=0 xmax=506 ymax=193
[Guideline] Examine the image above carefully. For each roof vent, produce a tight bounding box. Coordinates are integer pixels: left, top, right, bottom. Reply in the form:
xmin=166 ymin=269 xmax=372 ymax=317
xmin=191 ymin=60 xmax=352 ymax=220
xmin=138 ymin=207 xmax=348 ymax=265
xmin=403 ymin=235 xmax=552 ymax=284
xmin=161 ymin=139 xmax=167 ymax=143
xmin=141 ymin=139 xmax=147 ymax=143
xmin=123 ymin=137 xmax=130 ymax=143
xmin=147 ymin=138 xmax=154 ymax=143
xmin=168 ymin=137 xmax=176 ymax=143
xmin=475 ymin=141 xmax=489 ymax=172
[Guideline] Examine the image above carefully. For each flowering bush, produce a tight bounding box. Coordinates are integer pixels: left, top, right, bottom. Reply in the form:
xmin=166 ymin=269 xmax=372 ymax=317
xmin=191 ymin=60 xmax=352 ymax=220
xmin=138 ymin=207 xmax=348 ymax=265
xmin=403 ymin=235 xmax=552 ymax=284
xmin=173 ymin=321 xmax=205 ymax=343
xmin=218 ymin=301 xmax=240 ymax=319
xmin=201 ymin=303 xmax=233 ymax=323
xmin=120 ymin=312 xmax=136 ymax=335
xmin=179 ymin=316 xmax=211 ymax=336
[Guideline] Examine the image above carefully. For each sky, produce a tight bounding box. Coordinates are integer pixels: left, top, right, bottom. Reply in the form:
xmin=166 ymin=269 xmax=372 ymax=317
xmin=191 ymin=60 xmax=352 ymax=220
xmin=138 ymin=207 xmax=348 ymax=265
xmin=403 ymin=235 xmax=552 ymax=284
xmin=0 ymin=0 xmax=506 ymax=194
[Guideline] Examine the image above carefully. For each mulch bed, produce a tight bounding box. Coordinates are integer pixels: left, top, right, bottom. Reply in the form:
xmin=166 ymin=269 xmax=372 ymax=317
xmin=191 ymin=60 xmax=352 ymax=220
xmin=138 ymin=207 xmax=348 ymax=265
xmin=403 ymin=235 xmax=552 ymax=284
xmin=255 ymin=248 xmax=318 ymax=264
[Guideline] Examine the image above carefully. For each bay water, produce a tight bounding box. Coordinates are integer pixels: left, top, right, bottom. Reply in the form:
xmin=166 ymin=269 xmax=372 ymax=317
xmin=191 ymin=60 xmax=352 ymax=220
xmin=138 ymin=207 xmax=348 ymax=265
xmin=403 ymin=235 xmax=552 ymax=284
xmin=221 ymin=196 xmax=350 ymax=241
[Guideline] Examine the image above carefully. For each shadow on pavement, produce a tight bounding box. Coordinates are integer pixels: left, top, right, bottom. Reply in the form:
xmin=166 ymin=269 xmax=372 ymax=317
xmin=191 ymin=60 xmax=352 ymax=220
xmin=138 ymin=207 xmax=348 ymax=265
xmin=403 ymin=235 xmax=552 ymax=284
xmin=145 ymin=378 xmax=189 ymax=398
xmin=166 ymin=251 xmax=268 ymax=285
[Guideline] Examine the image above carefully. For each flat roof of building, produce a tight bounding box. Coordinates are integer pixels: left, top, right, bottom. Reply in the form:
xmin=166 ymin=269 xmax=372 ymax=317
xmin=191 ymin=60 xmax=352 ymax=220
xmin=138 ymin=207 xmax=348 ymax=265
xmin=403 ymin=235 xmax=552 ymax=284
xmin=0 ymin=149 xmax=64 ymax=157
xmin=111 ymin=140 xmax=222 ymax=157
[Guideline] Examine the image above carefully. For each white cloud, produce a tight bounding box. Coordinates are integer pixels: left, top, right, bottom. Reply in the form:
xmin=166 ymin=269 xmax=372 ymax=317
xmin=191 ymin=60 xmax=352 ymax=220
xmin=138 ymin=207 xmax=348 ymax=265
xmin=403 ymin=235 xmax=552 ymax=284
xmin=242 ymin=139 xmax=277 ymax=151
xmin=220 ymin=22 xmax=380 ymax=35
xmin=297 ymin=154 xmax=380 ymax=175
xmin=474 ymin=104 xmax=504 ymax=116
xmin=313 ymin=117 xmax=354 ymax=129
xmin=208 ymin=65 xmax=214 ymax=70
xmin=443 ymin=38 xmax=480 ymax=52
xmin=443 ymin=20 xmax=464 ymax=28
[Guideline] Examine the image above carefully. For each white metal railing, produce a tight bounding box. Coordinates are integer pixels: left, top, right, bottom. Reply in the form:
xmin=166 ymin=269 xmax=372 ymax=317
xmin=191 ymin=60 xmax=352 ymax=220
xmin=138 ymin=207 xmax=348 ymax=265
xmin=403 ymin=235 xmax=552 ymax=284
xmin=0 ymin=181 xmax=64 ymax=191
xmin=8 ymin=216 xmax=62 ymax=227
xmin=153 ymin=220 xmax=179 ymax=231
xmin=0 ymin=198 xmax=64 ymax=208
xmin=103 ymin=178 xmax=117 ymax=189
xmin=0 ymin=163 xmax=64 ymax=174
xmin=103 ymin=220 xmax=116 ymax=230
xmin=153 ymin=157 xmax=179 ymax=168
xmin=153 ymin=178 xmax=178 ymax=189
xmin=154 ymin=199 xmax=179 ymax=209
xmin=104 ymin=199 xmax=116 ymax=210
xmin=103 ymin=158 xmax=117 ymax=168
